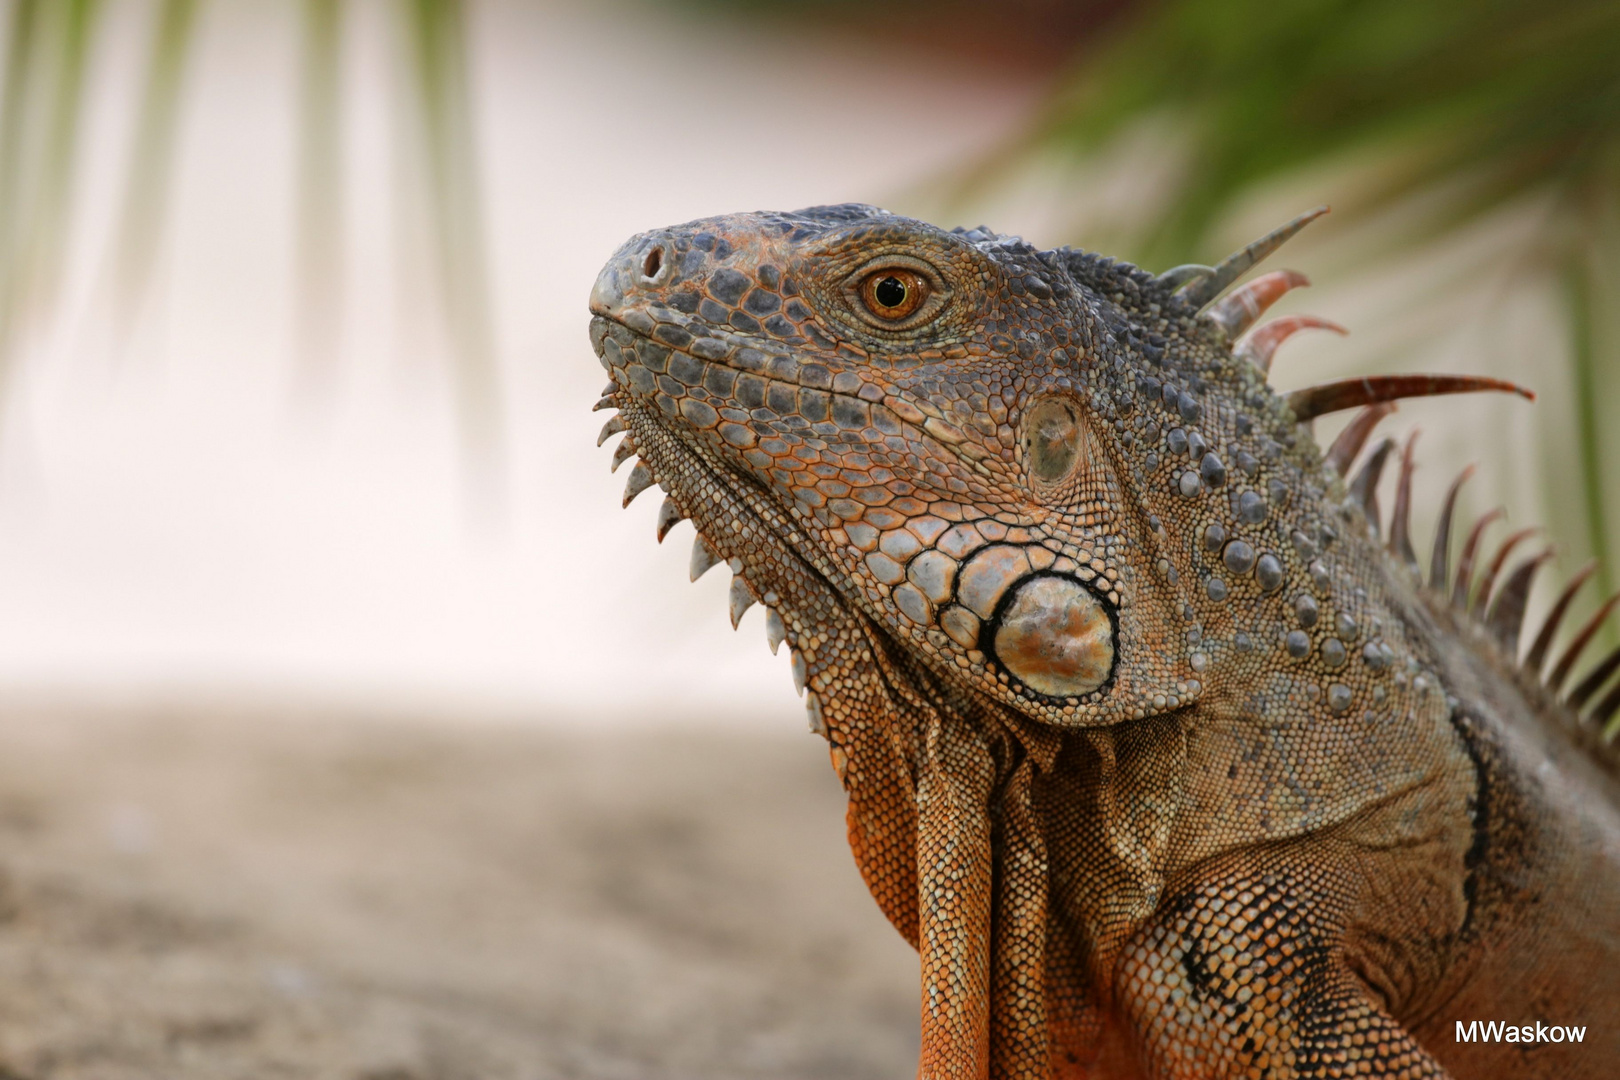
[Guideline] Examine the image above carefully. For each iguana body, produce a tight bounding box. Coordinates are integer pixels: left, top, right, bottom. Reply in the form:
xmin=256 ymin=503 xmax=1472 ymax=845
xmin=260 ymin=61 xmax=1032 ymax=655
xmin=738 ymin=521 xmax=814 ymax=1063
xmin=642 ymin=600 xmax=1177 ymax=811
xmin=586 ymin=205 xmax=1620 ymax=1078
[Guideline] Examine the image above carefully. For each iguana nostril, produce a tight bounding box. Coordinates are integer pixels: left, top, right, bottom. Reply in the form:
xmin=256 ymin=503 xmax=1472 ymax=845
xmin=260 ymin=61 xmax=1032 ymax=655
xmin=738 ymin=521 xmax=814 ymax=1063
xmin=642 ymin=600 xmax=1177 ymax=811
xmin=639 ymin=243 xmax=672 ymax=284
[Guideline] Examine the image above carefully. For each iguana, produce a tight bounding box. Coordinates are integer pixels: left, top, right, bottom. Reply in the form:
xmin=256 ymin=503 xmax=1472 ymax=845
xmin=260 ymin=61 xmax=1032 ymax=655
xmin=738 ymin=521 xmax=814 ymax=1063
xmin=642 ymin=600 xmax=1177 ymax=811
xmin=586 ymin=204 xmax=1620 ymax=1078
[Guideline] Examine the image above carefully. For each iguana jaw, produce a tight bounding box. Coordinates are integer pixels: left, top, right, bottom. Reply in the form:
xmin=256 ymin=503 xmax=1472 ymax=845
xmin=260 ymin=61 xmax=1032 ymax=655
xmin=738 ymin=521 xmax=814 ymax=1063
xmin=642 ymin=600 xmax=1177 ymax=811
xmin=590 ymin=310 xmax=890 ymax=724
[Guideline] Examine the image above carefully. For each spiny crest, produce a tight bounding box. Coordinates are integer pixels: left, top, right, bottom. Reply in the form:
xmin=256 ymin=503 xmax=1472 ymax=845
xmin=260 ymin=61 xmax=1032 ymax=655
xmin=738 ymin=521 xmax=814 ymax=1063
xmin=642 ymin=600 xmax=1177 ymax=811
xmin=1179 ymin=208 xmax=1613 ymax=768
xmin=1160 ymin=206 xmax=1330 ymax=310
xmin=1320 ymin=405 xmax=1620 ymax=770
xmin=1148 ymin=205 xmax=1536 ymax=419
xmin=1056 ymin=247 xmax=1165 ymax=304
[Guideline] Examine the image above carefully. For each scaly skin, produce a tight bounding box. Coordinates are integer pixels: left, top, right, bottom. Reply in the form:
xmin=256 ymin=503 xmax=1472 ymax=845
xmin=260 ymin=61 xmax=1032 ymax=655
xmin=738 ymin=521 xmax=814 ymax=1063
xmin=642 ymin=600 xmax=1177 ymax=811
xmin=586 ymin=205 xmax=1620 ymax=1078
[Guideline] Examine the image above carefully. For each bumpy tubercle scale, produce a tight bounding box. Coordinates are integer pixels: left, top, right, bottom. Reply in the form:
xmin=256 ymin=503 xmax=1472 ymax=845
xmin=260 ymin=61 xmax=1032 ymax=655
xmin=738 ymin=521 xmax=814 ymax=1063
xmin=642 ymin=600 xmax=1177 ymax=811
xmin=587 ymin=205 xmax=1620 ymax=1079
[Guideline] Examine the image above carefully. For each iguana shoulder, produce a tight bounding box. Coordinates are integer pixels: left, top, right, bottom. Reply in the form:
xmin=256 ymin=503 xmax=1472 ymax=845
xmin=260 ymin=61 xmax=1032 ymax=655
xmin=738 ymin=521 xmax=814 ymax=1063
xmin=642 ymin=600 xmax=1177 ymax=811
xmin=588 ymin=203 xmax=1620 ymax=1078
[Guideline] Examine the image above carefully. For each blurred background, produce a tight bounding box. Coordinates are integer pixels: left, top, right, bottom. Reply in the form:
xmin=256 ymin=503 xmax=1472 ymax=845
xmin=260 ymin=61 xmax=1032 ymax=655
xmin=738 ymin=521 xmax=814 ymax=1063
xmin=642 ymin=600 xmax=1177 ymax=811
xmin=0 ymin=0 xmax=1615 ymax=724
xmin=0 ymin=0 xmax=1613 ymax=1076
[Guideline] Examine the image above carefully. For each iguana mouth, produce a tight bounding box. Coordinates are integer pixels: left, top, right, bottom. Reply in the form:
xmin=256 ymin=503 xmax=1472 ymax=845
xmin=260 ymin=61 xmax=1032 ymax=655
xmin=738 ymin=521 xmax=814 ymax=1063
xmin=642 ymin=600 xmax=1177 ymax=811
xmin=592 ymin=314 xmax=799 ymax=535
xmin=588 ymin=297 xmax=929 ymax=603
xmin=590 ymin=309 xmax=1129 ymax=709
xmin=589 ymin=312 xmax=832 ymax=556
xmin=590 ymin=313 xmax=879 ymax=720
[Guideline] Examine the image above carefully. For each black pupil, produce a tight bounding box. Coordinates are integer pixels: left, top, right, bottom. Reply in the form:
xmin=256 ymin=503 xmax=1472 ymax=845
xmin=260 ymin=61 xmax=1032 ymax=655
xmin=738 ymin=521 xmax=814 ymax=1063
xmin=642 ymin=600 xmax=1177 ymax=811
xmin=874 ymin=275 xmax=908 ymax=309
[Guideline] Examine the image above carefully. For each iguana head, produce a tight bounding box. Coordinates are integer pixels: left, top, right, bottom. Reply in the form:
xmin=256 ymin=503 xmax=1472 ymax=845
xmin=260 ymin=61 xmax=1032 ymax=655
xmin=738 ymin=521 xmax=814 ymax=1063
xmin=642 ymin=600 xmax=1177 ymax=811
xmin=589 ymin=204 xmax=1526 ymax=732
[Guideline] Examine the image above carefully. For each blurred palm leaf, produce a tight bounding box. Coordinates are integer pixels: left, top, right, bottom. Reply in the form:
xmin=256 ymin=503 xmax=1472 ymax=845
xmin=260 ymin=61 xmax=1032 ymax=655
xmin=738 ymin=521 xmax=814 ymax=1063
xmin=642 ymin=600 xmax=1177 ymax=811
xmin=397 ymin=0 xmax=500 ymax=457
xmin=0 ymin=0 xmax=497 ymax=447
xmin=296 ymin=0 xmax=343 ymax=376
xmin=109 ymin=0 xmax=199 ymax=325
xmin=985 ymin=0 xmax=1620 ymax=263
xmin=0 ymin=0 xmax=102 ymax=366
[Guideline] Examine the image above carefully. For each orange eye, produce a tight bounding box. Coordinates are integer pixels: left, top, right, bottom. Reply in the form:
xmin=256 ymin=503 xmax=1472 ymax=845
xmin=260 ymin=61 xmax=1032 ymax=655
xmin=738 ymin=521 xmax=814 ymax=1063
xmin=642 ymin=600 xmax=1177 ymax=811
xmin=858 ymin=268 xmax=928 ymax=322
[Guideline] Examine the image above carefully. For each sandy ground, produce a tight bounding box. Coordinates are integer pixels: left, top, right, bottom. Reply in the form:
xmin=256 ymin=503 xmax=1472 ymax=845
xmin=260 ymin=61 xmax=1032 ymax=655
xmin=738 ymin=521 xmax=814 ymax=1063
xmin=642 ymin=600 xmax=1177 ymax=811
xmin=0 ymin=704 xmax=918 ymax=1079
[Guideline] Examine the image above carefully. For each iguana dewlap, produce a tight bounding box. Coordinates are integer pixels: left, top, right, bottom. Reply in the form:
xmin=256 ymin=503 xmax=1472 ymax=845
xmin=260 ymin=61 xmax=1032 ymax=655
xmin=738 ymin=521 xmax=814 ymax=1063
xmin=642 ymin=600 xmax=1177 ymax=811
xmin=586 ymin=204 xmax=1620 ymax=1078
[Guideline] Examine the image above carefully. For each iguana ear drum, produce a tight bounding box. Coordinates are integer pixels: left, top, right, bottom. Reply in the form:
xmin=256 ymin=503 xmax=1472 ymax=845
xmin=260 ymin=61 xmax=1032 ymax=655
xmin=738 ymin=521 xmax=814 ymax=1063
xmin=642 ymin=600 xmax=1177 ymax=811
xmin=988 ymin=573 xmax=1116 ymax=698
xmin=1023 ymin=398 xmax=1087 ymax=483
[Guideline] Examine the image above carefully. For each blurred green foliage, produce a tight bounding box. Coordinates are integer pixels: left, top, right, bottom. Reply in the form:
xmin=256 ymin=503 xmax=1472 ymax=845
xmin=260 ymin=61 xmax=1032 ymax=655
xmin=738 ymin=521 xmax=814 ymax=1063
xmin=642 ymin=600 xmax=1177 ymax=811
xmin=0 ymin=0 xmax=106 ymax=364
xmin=0 ymin=0 xmax=494 ymax=434
xmin=1009 ymin=0 xmax=1620 ymax=264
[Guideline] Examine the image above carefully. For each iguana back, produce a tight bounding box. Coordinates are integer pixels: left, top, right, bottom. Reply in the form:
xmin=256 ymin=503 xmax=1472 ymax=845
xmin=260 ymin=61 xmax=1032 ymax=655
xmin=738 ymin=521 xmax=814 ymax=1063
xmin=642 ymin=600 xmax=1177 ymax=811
xmin=587 ymin=204 xmax=1620 ymax=1078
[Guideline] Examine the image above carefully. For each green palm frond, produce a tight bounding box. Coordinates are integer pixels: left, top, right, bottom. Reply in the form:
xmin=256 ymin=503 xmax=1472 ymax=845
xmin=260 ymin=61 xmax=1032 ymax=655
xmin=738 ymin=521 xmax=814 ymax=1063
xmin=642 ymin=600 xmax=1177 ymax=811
xmin=0 ymin=0 xmax=102 ymax=373
xmin=297 ymin=0 xmax=344 ymax=377
xmin=0 ymin=0 xmax=496 ymax=445
xmin=109 ymin=0 xmax=199 ymax=324
xmin=398 ymin=0 xmax=500 ymax=455
xmin=966 ymin=0 xmax=1620 ymax=261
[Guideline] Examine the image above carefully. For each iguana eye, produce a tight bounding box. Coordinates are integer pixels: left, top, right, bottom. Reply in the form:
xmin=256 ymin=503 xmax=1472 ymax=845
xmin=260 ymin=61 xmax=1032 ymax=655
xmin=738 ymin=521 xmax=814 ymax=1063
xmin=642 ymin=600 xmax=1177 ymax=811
xmin=858 ymin=268 xmax=928 ymax=321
